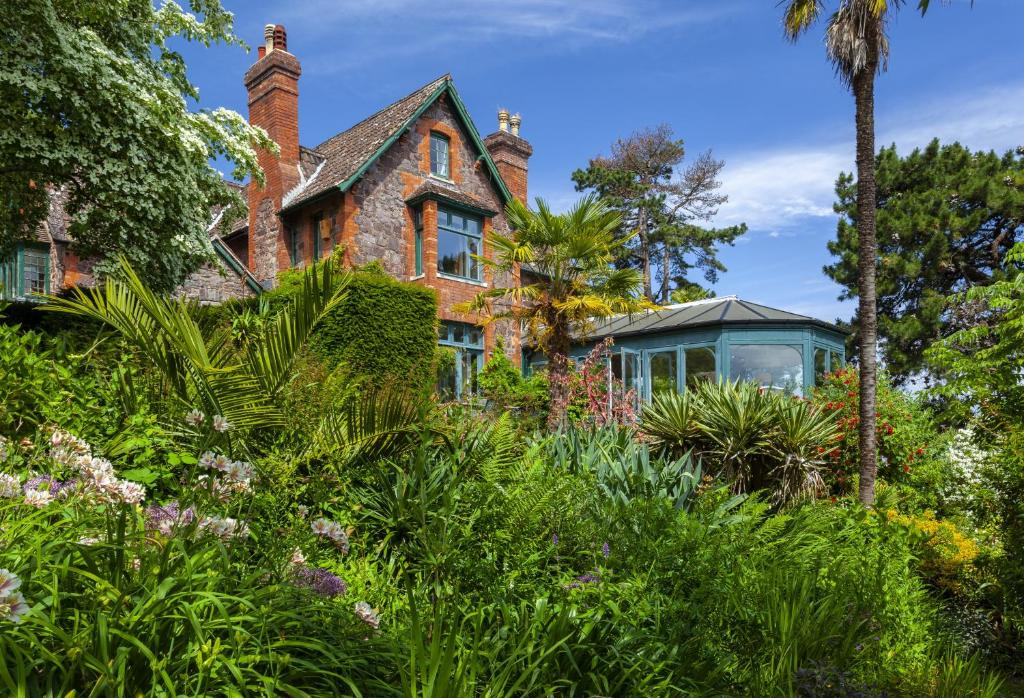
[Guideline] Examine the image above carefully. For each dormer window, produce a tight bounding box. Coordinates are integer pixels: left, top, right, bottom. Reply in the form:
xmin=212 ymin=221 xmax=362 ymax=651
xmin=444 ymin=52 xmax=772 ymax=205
xmin=430 ymin=132 xmax=450 ymax=179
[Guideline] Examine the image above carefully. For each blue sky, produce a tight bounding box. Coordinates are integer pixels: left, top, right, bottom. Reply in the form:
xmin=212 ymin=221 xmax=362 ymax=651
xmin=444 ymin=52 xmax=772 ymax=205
xmin=181 ymin=0 xmax=1024 ymax=323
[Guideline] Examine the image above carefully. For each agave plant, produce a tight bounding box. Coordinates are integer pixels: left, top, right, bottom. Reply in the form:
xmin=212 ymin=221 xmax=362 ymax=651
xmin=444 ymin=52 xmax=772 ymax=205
xmin=43 ymin=257 xmax=348 ymax=440
xmin=640 ymin=381 xmax=839 ymax=506
xmin=639 ymin=390 xmax=698 ymax=458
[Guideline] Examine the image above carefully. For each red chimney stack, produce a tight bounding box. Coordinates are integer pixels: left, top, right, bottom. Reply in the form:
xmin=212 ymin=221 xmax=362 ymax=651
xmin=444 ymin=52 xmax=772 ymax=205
xmin=244 ymin=23 xmax=301 ymax=283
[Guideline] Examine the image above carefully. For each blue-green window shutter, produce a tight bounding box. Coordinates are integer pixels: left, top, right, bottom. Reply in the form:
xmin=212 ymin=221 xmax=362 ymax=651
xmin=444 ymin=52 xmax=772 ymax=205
xmin=430 ymin=132 xmax=450 ymax=178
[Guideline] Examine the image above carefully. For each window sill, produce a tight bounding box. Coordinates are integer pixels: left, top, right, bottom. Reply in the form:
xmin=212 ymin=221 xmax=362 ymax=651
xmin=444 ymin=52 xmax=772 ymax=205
xmin=429 ymin=174 xmax=454 ymax=184
xmin=437 ymin=272 xmax=487 ymax=287
xmin=409 ymin=273 xmax=425 ymax=281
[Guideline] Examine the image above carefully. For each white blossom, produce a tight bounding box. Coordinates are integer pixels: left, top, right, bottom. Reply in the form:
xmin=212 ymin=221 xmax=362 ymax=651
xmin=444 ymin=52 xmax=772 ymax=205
xmin=212 ymin=415 xmax=231 ymax=433
xmin=23 ymin=489 xmax=52 ymax=508
xmin=0 ymin=474 xmax=20 ymax=498
xmin=185 ymin=409 xmax=205 ymax=427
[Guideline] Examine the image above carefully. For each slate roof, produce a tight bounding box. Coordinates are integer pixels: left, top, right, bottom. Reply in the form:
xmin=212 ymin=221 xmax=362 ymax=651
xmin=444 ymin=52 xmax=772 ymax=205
xmin=405 ymin=179 xmax=496 ymax=216
xmin=282 ymin=74 xmax=451 ymax=210
xmin=585 ymin=296 xmax=845 ymax=339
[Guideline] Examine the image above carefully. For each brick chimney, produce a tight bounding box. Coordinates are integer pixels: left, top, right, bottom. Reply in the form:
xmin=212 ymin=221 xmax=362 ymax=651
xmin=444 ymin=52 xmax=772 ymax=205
xmin=244 ymin=23 xmax=301 ymax=283
xmin=484 ymin=110 xmax=532 ymax=204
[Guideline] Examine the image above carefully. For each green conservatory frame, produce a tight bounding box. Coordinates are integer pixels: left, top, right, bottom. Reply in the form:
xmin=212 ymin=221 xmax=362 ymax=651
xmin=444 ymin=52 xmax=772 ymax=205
xmin=0 ymin=243 xmax=50 ymax=302
xmin=524 ymin=300 xmax=848 ymax=406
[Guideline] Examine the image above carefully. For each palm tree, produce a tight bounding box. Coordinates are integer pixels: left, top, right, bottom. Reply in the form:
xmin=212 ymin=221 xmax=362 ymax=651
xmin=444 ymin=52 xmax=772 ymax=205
xmin=782 ymin=0 xmax=947 ymax=507
xmin=456 ymin=195 xmax=652 ymax=428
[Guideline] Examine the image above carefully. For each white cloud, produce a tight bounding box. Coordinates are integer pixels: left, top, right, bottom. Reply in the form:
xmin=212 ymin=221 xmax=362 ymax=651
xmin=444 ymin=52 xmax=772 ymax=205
xmin=716 ymin=82 xmax=1024 ymax=233
xmin=275 ymin=0 xmax=739 ymax=72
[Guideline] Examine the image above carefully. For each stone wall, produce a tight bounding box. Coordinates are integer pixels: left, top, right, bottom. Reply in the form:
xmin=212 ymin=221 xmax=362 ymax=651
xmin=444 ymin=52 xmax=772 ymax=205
xmin=175 ymin=258 xmax=255 ymax=304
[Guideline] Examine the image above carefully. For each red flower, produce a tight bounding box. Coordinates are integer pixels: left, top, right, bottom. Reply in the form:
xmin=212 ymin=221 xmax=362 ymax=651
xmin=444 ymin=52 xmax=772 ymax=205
xmin=916 ymin=447 xmax=924 ymax=456
xmin=902 ymin=464 xmax=911 ymax=474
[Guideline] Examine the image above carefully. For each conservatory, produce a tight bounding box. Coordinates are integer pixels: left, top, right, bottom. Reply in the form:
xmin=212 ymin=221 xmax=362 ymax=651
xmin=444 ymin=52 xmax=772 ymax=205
xmin=524 ymin=296 xmax=847 ymax=406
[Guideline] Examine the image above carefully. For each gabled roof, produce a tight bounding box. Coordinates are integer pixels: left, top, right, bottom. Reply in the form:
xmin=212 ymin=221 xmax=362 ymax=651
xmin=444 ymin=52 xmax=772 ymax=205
xmin=405 ymin=180 xmax=496 ymax=217
xmin=281 ymin=74 xmax=512 ymax=212
xmin=585 ymin=296 xmax=846 ymax=340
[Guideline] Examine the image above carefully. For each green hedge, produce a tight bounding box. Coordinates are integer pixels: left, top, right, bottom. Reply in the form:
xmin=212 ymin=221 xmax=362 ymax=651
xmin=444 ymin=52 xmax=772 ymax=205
xmin=267 ymin=263 xmax=438 ymax=390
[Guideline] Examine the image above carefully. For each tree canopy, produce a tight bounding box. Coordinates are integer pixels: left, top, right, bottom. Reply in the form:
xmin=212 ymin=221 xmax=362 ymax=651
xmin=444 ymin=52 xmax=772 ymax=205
xmin=827 ymin=140 xmax=1024 ymax=384
xmin=0 ymin=0 xmax=273 ymax=292
xmin=572 ymin=124 xmax=746 ymax=304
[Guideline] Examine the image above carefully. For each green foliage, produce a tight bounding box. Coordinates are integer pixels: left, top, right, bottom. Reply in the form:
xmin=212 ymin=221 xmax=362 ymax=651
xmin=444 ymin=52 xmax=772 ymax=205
xmin=274 ymin=261 xmax=439 ymax=391
xmin=829 ymin=141 xmax=1024 ymax=383
xmin=43 ymin=258 xmax=348 ymax=446
xmin=640 ymin=381 xmax=839 ymax=505
xmin=458 ymin=195 xmax=653 ymax=427
xmin=812 ymin=366 xmax=956 ymax=511
xmin=477 ymin=336 xmax=548 ymax=420
xmin=0 ymin=0 xmax=274 ymax=291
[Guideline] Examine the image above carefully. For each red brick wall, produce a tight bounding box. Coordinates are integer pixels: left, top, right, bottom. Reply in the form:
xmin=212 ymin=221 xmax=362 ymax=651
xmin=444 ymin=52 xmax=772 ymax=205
xmin=244 ymin=49 xmax=301 ymax=281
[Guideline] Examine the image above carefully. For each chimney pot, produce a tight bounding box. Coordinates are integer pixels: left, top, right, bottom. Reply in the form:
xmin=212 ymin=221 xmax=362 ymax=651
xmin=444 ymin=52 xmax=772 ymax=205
xmin=273 ymin=24 xmax=287 ymax=52
xmin=264 ymin=24 xmax=274 ymax=53
xmin=257 ymin=45 xmax=266 ymax=59
xmin=497 ymin=108 xmax=509 ymax=133
xmin=510 ymin=113 xmax=521 ymax=137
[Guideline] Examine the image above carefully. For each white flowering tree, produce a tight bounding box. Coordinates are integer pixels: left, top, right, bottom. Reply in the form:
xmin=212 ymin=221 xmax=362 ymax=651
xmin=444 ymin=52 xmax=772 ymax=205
xmin=0 ymin=0 xmax=274 ymax=291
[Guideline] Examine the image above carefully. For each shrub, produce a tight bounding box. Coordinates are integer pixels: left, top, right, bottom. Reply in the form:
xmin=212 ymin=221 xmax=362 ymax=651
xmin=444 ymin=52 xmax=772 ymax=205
xmin=275 ymin=258 xmax=438 ymax=390
xmin=640 ymin=380 xmax=838 ymax=505
xmin=812 ymin=367 xmax=955 ymax=510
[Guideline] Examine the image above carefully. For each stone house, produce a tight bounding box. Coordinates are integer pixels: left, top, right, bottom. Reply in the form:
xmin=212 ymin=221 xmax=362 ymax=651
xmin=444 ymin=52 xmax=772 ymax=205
xmin=2 ymin=22 xmax=533 ymax=398
xmin=228 ymin=23 xmax=532 ymax=395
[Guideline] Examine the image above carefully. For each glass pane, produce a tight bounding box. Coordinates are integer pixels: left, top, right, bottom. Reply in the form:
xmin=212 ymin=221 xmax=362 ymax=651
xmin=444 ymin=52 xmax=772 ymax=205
xmin=830 ymin=350 xmax=844 ymax=371
xmin=437 ymin=357 xmax=456 ymax=400
xmin=460 ymin=349 xmax=481 ymax=397
xmin=685 ymin=347 xmax=716 ymax=389
xmin=450 ymin=323 xmax=464 ymax=344
xmin=415 ymin=229 xmax=423 ymax=275
xmin=450 ymin=214 xmax=465 ymax=231
xmin=468 ymin=236 xmax=480 ymax=280
xmin=648 ymin=350 xmax=678 ymax=397
xmin=467 ymin=218 xmax=481 ymax=235
xmin=467 ymin=327 xmax=482 ymax=347
xmin=728 ymin=344 xmax=804 ymax=395
xmin=437 ymin=229 xmax=467 ymax=277
xmin=22 ymin=250 xmax=47 ymax=295
xmin=814 ymin=348 xmax=828 ymax=383
xmin=438 ymin=322 xmax=450 ymax=342
xmin=430 ymin=134 xmax=449 ymax=177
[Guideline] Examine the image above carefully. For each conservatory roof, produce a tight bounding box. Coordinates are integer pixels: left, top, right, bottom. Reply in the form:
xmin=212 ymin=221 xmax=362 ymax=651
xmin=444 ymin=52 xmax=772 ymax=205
xmin=584 ymin=296 xmax=846 ymax=340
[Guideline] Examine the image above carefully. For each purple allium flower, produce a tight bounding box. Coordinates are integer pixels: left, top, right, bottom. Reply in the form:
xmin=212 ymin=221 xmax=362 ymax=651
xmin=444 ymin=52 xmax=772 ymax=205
xmin=601 ymin=541 xmax=610 ymax=558
xmin=23 ymin=476 xmax=60 ymax=494
xmin=294 ymin=567 xmax=348 ymax=598
xmin=145 ymin=501 xmax=195 ymax=535
xmin=552 ymin=533 xmax=559 ymax=545
xmin=577 ymin=572 xmax=600 ymax=584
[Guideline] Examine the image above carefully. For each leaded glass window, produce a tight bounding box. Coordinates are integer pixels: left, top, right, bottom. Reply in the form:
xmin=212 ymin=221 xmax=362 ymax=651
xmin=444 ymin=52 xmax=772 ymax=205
xmin=430 ymin=132 xmax=450 ymax=178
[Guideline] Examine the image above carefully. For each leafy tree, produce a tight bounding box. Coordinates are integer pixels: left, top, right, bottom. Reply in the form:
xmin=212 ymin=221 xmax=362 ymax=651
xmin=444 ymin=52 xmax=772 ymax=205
xmin=571 ymin=124 xmax=746 ymax=303
xmin=456 ymin=196 xmax=651 ymax=428
xmin=0 ymin=0 xmax=273 ymax=291
xmin=782 ymin=0 xmax=954 ymax=507
xmin=828 ymin=140 xmax=1024 ymax=384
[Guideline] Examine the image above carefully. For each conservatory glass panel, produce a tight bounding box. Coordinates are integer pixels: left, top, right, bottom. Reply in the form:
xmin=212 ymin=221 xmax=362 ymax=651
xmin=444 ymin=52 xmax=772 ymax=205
xmin=685 ymin=347 xmax=716 ymax=389
xmin=814 ymin=347 xmax=828 ymax=383
xmin=830 ymin=350 xmax=844 ymax=371
xmin=648 ymin=350 xmax=678 ymax=397
xmin=729 ymin=344 xmax=804 ymax=395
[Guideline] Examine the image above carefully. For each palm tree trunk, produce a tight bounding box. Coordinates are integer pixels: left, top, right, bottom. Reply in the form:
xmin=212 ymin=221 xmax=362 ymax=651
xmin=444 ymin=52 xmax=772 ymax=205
xmin=853 ymin=59 xmax=879 ymax=508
